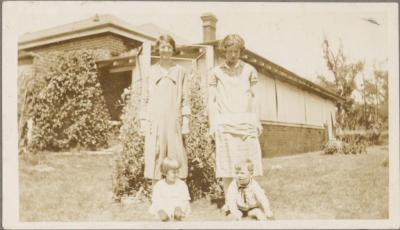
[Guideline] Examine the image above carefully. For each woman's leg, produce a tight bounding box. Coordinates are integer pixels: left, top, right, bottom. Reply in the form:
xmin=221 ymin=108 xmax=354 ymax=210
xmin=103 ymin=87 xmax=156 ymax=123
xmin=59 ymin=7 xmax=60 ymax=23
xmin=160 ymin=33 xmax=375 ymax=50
xmin=222 ymin=177 xmax=233 ymax=210
xmin=157 ymin=210 xmax=170 ymax=222
xmin=152 ymin=179 xmax=158 ymax=190
xmin=223 ymin=178 xmax=233 ymax=197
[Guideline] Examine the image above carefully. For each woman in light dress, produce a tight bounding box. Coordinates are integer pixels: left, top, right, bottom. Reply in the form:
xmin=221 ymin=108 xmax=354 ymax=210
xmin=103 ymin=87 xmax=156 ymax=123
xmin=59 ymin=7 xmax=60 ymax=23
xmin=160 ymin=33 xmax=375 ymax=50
xmin=208 ymin=34 xmax=263 ymax=209
xmin=140 ymin=35 xmax=190 ymax=184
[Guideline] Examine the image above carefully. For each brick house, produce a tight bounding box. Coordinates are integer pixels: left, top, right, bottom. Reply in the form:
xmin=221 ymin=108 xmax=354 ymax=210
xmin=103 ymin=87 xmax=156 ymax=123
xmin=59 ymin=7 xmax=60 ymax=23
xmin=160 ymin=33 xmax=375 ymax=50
xmin=18 ymin=14 xmax=342 ymax=157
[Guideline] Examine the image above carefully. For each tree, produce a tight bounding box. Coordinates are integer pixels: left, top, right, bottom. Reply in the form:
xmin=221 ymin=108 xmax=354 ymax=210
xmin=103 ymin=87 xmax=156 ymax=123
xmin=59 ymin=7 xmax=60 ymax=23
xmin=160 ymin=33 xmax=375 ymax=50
xmin=321 ymin=39 xmax=364 ymax=130
xmin=359 ymin=68 xmax=388 ymax=130
xmin=19 ymin=49 xmax=112 ymax=153
xmin=374 ymin=69 xmax=388 ymax=125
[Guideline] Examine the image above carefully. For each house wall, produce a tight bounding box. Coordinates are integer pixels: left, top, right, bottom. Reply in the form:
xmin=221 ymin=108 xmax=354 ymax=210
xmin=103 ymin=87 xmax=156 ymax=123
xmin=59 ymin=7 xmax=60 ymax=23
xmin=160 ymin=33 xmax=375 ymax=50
xmin=259 ymin=122 xmax=328 ymax=158
xmin=210 ymin=56 xmax=336 ymax=157
xmin=255 ymin=69 xmax=336 ymax=157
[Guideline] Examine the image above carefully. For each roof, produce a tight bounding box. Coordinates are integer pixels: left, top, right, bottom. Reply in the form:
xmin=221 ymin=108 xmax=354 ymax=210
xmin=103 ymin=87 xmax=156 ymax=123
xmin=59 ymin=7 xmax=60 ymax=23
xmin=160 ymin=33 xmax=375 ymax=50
xmin=200 ymin=40 xmax=343 ymax=102
xmin=18 ymin=14 xmax=156 ymax=50
xmin=18 ymin=14 xmax=192 ymax=51
xmin=134 ymin=23 xmax=192 ymax=45
xmin=18 ymin=14 xmax=341 ymax=102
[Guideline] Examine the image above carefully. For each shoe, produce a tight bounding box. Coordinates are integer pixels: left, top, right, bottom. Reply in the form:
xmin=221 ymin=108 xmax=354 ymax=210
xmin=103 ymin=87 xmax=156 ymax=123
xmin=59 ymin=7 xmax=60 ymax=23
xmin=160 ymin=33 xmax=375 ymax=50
xmin=221 ymin=204 xmax=230 ymax=216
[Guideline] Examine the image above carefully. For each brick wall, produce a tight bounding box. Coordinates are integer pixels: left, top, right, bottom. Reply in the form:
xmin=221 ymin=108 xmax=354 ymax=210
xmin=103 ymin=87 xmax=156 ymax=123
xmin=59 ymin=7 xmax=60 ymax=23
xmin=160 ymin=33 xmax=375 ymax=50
xmin=23 ymin=33 xmax=139 ymax=55
xmin=259 ymin=123 xmax=328 ymax=158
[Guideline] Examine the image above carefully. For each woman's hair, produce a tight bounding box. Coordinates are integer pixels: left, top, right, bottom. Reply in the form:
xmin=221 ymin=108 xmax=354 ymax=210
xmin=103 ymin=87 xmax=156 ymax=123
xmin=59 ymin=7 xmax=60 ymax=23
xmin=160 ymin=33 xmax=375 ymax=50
xmin=160 ymin=157 xmax=181 ymax=176
xmin=154 ymin=34 xmax=176 ymax=55
xmin=234 ymin=159 xmax=254 ymax=175
xmin=218 ymin=34 xmax=245 ymax=54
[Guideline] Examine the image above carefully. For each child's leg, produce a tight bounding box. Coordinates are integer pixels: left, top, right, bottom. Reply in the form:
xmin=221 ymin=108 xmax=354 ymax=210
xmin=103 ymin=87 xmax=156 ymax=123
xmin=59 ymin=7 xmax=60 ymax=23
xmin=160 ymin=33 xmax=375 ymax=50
xmin=157 ymin=210 xmax=170 ymax=222
xmin=173 ymin=207 xmax=185 ymax=221
xmin=248 ymin=208 xmax=267 ymax=221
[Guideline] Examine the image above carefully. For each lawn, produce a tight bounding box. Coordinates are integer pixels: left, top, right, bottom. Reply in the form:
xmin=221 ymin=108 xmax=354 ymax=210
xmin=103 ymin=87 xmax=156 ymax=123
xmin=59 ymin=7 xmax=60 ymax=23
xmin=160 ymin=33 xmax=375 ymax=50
xmin=19 ymin=145 xmax=389 ymax=221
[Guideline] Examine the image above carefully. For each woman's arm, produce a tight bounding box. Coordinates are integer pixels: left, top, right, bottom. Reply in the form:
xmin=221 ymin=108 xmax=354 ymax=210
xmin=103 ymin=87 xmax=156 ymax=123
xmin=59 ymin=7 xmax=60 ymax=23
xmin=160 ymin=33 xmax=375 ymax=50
xmin=207 ymin=70 xmax=218 ymax=137
xmin=139 ymin=66 xmax=150 ymax=136
xmin=181 ymin=70 xmax=191 ymax=135
xmin=249 ymin=67 xmax=263 ymax=136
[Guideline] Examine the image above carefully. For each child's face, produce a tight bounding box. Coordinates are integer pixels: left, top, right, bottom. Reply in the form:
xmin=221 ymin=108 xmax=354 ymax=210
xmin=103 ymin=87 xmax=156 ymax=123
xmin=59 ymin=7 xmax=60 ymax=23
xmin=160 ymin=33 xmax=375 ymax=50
xmin=235 ymin=166 xmax=251 ymax=186
xmin=165 ymin=168 xmax=178 ymax=183
xmin=225 ymin=45 xmax=241 ymax=65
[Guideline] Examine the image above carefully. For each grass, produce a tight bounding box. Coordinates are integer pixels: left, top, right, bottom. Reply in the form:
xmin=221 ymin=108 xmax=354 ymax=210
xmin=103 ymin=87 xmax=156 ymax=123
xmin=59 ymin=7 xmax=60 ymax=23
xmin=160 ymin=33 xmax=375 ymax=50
xmin=19 ymin=145 xmax=388 ymax=221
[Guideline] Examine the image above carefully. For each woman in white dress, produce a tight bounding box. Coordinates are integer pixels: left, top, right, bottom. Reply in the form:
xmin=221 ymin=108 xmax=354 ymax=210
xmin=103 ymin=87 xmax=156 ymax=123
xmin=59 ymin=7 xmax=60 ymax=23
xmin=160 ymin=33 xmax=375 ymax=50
xmin=208 ymin=34 xmax=263 ymax=208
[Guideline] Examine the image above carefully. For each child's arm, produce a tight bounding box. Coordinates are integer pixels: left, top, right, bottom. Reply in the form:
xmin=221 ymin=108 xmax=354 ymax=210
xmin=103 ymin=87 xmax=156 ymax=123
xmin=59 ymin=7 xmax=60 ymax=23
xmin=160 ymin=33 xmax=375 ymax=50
xmin=252 ymin=180 xmax=274 ymax=218
xmin=176 ymin=180 xmax=191 ymax=216
xmin=149 ymin=181 xmax=163 ymax=215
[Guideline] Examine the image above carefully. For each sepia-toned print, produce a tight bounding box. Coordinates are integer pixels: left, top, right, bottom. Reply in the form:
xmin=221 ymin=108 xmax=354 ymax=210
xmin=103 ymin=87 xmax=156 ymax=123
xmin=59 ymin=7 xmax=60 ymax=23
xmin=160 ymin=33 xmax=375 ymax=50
xmin=3 ymin=1 xmax=399 ymax=229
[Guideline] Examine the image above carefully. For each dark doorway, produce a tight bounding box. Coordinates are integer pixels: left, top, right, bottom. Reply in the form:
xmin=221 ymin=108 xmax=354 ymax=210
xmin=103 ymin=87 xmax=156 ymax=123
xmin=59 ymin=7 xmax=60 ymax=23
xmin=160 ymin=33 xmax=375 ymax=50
xmin=98 ymin=70 xmax=131 ymax=120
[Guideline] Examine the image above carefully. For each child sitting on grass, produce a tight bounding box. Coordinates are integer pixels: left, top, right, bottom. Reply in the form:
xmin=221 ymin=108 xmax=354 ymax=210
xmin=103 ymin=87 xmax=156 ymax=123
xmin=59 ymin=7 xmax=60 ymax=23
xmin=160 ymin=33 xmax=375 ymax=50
xmin=226 ymin=159 xmax=274 ymax=221
xmin=149 ymin=157 xmax=191 ymax=221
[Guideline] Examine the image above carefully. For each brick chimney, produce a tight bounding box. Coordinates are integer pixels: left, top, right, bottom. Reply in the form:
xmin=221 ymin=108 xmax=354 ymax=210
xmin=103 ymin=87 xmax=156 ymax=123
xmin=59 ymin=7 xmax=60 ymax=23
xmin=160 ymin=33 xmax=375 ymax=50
xmin=200 ymin=13 xmax=218 ymax=42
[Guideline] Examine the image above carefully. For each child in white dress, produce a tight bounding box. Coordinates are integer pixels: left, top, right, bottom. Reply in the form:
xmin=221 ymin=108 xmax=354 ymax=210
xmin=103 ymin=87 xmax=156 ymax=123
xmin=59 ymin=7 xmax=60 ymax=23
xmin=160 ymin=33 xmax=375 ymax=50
xmin=227 ymin=159 xmax=274 ymax=221
xmin=149 ymin=157 xmax=191 ymax=221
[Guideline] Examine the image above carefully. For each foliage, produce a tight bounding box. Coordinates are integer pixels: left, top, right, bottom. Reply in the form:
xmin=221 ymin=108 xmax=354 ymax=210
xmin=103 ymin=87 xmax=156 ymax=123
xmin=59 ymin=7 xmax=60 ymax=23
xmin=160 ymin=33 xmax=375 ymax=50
xmin=336 ymin=130 xmax=369 ymax=154
xmin=321 ymin=39 xmax=364 ymax=130
xmin=112 ymin=70 xmax=222 ymax=202
xmin=323 ymin=140 xmax=342 ymax=155
xmin=360 ymin=69 xmax=388 ymax=130
xmin=184 ymin=71 xmax=222 ymax=200
xmin=323 ymin=129 xmax=381 ymax=155
xmin=20 ymin=49 xmax=112 ymax=153
xmin=319 ymin=40 xmax=388 ymax=140
xmin=112 ymin=80 xmax=149 ymax=201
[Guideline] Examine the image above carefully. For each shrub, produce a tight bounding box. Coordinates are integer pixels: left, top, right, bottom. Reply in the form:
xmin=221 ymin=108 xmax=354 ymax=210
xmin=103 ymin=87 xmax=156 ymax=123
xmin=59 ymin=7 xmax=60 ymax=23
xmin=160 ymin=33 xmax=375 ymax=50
xmin=323 ymin=140 xmax=342 ymax=155
xmin=112 ymin=81 xmax=149 ymax=202
xmin=184 ymin=71 xmax=222 ymax=200
xmin=112 ymin=70 xmax=222 ymax=202
xmin=336 ymin=130 xmax=368 ymax=154
xmin=20 ymin=49 xmax=112 ymax=152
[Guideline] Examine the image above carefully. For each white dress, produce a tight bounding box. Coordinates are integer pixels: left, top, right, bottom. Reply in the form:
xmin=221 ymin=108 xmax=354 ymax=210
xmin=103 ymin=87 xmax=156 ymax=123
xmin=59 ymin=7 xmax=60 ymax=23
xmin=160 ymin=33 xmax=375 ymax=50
xmin=208 ymin=60 xmax=263 ymax=178
xmin=148 ymin=178 xmax=191 ymax=218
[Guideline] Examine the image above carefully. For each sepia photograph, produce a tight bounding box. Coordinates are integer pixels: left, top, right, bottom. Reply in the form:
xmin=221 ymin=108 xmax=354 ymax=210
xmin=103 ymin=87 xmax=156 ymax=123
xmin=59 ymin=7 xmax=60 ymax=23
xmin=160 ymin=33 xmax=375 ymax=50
xmin=2 ymin=1 xmax=399 ymax=229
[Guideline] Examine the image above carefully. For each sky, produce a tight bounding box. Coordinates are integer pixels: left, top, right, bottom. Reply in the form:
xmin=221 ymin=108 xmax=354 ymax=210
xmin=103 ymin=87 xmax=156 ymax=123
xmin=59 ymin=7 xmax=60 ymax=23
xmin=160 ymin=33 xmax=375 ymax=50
xmin=9 ymin=1 xmax=394 ymax=84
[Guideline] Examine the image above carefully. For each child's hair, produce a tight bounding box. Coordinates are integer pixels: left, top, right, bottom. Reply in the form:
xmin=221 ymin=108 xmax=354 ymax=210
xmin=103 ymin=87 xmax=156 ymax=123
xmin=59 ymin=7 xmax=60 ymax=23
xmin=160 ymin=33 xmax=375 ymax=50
xmin=218 ymin=34 xmax=245 ymax=54
xmin=234 ymin=159 xmax=254 ymax=175
xmin=160 ymin=157 xmax=181 ymax=176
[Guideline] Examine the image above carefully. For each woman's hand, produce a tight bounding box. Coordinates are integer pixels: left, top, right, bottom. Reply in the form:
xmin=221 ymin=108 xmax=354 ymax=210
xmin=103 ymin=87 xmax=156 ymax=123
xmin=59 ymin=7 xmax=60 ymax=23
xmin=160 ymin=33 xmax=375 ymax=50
xmin=257 ymin=123 xmax=263 ymax=136
xmin=208 ymin=127 xmax=216 ymax=140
